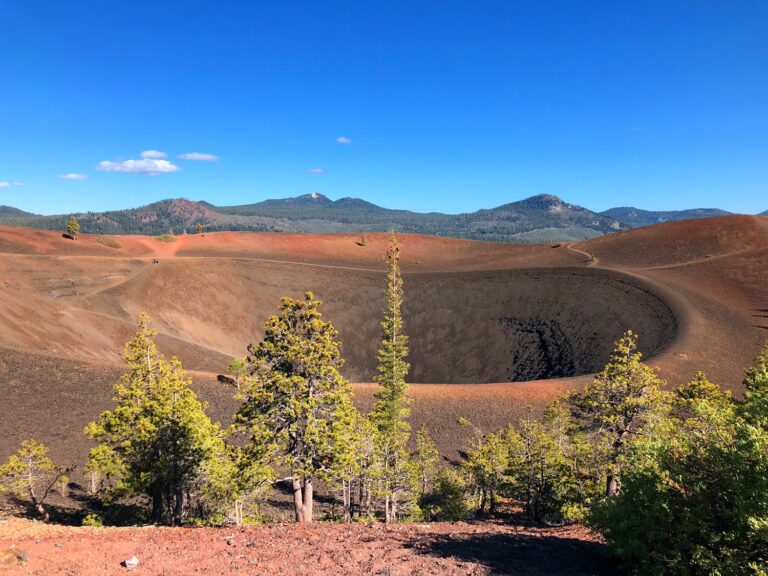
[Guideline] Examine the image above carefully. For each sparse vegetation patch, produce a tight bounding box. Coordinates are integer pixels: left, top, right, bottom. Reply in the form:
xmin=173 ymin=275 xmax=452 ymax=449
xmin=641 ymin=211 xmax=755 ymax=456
xmin=97 ymin=236 xmax=121 ymax=249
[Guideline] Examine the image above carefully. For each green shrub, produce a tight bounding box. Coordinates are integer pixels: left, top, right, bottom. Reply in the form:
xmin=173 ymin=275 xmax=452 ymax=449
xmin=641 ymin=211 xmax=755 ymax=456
xmin=420 ymin=469 xmax=469 ymax=521
xmin=157 ymin=233 xmax=176 ymax=243
xmin=82 ymin=513 xmax=103 ymax=527
xmin=590 ymin=371 xmax=768 ymax=575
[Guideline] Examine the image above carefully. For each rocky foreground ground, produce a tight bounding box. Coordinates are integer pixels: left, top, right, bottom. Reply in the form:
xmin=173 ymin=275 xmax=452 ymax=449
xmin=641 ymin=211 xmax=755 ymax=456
xmin=0 ymin=517 xmax=616 ymax=575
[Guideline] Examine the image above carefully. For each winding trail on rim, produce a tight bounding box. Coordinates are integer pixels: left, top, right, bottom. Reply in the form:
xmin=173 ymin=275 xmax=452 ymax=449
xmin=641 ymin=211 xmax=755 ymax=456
xmin=566 ymin=243 xmax=599 ymax=266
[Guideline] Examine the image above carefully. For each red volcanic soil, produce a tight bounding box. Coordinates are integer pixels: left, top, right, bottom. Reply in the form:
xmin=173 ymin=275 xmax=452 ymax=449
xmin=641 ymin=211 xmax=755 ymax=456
xmin=573 ymin=215 xmax=768 ymax=387
xmin=0 ymin=226 xmax=579 ymax=270
xmin=0 ymin=516 xmax=615 ymax=575
xmin=576 ymin=215 xmax=768 ymax=269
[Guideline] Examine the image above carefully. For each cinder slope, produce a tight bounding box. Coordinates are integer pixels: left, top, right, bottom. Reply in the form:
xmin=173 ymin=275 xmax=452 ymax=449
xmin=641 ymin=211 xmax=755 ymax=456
xmin=576 ymin=215 xmax=767 ymax=268
xmin=576 ymin=215 xmax=768 ymax=387
xmin=0 ymin=231 xmax=675 ymax=383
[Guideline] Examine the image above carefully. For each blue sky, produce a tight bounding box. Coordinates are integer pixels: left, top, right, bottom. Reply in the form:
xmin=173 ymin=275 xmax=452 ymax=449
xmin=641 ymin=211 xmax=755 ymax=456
xmin=1 ymin=1 xmax=766 ymax=215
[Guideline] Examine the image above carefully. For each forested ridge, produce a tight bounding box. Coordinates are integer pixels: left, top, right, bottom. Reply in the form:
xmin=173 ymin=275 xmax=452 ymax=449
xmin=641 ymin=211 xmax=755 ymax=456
xmin=4 ymin=194 xmax=760 ymax=242
xmin=0 ymin=194 xmax=624 ymax=242
xmin=601 ymin=206 xmax=732 ymax=227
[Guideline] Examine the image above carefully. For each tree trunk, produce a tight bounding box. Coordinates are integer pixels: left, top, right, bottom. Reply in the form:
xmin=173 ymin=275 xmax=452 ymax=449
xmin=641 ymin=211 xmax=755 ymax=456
xmin=343 ymin=480 xmax=352 ymax=523
xmin=151 ymin=481 xmax=164 ymax=524
xmin=392 ymin=491 xmax=399 ymax=523
xmin=606 ymin=473 xmax=619 ymax=497
xmin=353 ymin=478 xmax=362 ymax=519
xmin=292 ymin=478 xmax=304 ymax=522
xmin=302 ymin=477 xmax=313 ymax=523
xmin=233 ymin=499 xmax=243 ymax=526
xmin=489 ymin=486 xmax=496 ymax=514
xmin=384 ymin=494 xmax=391 ymax=524
xmin=35 ymin=501 xmax=50 ymax=522
xmin=28 ymin=489 xmax=49 ymax=522
xmin=89 ymin=470 xmax=99 ymax=495
xmin=173 ymin=485 xmax=184 ymax=525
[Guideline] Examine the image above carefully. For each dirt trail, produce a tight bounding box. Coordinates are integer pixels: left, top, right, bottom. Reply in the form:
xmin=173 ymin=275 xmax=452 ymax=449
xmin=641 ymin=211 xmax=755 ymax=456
xmin=621 ymin=247 xmax=759 ymax=271
xmin=566 ymin=243 xmax=599 ymax=266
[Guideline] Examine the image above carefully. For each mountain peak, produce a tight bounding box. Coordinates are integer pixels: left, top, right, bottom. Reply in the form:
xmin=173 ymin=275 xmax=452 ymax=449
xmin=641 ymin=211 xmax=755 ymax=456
xmin=296 ymin=192 xmax=331 ymax=204
xmin=532 ymin=194 xmax=564 ymax=204
xmin=493 ymin=194 xmax=570 ymax=211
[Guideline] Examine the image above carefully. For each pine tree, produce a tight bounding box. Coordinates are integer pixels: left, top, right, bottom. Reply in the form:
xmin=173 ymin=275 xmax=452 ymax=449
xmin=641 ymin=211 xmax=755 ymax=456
xmin=227 ymin=357 xmax=247 ymax=390
xmin=84 ymin=313 xmax=225 ymax=525
xmin=0 ymin=440 xmax=68 ymax=521
xmin=412 ymin=425 xmax=439 ymax=498
xmin=369 ymin=232 xmax=413 ymax=522
xmin=347 ymin=414 xmax=379 ymax=520
xmin=464 ymin=431 xmax=508 ymax=513
xmin=330 ymin=410 xmax=376 ymax=522
xmin=66 ymin=215 xmax=80 ymax=239
xmin=740 ymin=343 xmax=768 ymax=429
xmin=420 ymin=467 xmax=470 ymax=521
xmin=567 ymin=330 xmax=665 ymax=496
xmin=506 ymin=411 xmax=576 ymax=522
xmin=195 ymin=436 xmax=274 ymax=526
xmin=236 ymin=292 xmax=358 ymax=523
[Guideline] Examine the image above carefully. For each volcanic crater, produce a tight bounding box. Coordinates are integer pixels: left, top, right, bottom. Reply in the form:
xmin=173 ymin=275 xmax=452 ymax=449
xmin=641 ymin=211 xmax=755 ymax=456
xmin=65 ymin=259 xmax=678 ymax=384
xmin=347 ymin=267 xmax=677 ymax=384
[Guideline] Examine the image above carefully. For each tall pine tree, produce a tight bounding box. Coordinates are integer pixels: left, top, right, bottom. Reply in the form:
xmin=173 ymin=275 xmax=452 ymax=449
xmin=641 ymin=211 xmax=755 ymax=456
xmin=370 ymin=233 xmax=413 ymax=522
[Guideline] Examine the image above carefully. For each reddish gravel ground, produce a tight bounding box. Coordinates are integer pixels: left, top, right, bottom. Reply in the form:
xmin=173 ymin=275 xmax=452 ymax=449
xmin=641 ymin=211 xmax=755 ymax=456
xmin=0 ymin=516 xmax=616 ymax=575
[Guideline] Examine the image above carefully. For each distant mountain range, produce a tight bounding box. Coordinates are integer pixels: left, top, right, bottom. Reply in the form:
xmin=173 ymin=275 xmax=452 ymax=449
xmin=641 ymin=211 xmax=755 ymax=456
xmin=0 ymin=194 xmax=762 ymax=243
xmin=0 ymin=206 xmax=35 ymax=218
xmin=600 ymin=207 xmax=732 ymax=228
xmin=0 ymin=194 xmax=624 ymax=242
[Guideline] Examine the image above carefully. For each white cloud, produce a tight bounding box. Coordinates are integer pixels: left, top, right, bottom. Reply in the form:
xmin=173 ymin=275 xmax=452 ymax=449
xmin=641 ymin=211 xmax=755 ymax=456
xmin=178 ymin=152 xmax=219 ymax=162
xmin=12 ymin=182 xmax=26 ymax=187
xmin=98 ymin=158 xmax=181 ymax=175
xmin=336 ymin=136 xmax=352 ymax=144
xmin=0 ymin=181 xmax=10 ymax=189
xmin=140 ymin=149 xmax=167 ymax=159
xmin=306 ymin=167 xmax=325 ymax=174
xmin=0 ymin=181 xmax=25 ymax=188
xmin=58 ymin=173 xmax=88 ymax=181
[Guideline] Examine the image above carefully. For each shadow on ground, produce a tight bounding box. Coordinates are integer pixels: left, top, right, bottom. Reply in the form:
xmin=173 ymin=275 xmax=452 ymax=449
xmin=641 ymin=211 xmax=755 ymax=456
xmin=412 ymin=525 xmax=620 ymax=576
